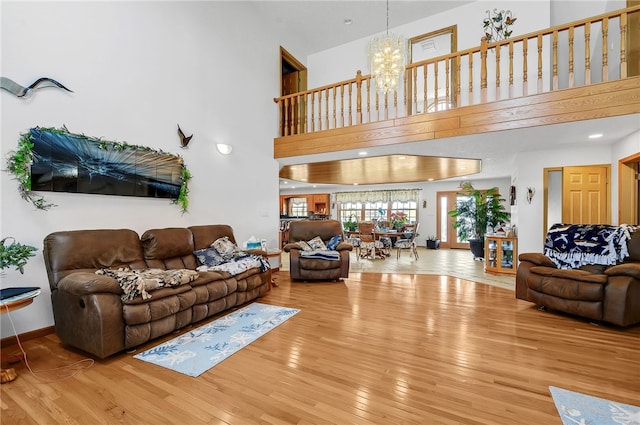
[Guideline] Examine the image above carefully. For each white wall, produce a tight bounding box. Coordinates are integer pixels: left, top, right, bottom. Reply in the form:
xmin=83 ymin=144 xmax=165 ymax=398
xmin=611 ymin=129 xmax=640 ymax=224
xmin=307 ymin=0 xmax=550 ymax=89
xmin=513 ymin=145 xmax=615 ymax=255
xmin=0 ymin=2 xmax=287 ymax=336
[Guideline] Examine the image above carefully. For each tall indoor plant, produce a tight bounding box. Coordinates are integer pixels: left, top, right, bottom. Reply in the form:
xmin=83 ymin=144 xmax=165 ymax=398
xmin=448 ymin=182 xmax=510 ymax=259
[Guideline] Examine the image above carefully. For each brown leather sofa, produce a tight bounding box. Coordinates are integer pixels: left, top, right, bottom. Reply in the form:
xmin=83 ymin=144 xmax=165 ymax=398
xmin=43 ymin=225 xmax=271 ymax=359
xmin=283 ymin=220 xmax=352 ymax=281
xmin=516 ymin=228 xmax=640 ymax=327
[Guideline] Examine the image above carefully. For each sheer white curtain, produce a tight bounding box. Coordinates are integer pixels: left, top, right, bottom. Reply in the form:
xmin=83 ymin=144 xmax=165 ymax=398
xmin=335 ymin=189 xmax=419 ymax=204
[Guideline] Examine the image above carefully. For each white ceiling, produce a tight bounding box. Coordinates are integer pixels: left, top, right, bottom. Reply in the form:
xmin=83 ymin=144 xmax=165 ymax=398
xmin=251 ymin=1 xmax=476 ymax=55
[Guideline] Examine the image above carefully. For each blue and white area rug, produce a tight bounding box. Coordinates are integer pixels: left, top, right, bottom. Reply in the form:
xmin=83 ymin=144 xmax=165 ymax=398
xmin=550 ymin=386 xmax=640 ymax=425
xmin=134 ymin=303 xmax=300 ymax=377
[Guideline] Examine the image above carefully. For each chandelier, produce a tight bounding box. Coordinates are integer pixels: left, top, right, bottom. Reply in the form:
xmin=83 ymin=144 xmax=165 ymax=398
xmin=368 ymin=0 xmax=406 ymax=93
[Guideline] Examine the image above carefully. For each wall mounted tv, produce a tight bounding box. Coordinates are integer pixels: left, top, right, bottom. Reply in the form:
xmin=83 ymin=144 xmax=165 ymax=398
xmin=29 ymin=127 xmax=183 ymax=199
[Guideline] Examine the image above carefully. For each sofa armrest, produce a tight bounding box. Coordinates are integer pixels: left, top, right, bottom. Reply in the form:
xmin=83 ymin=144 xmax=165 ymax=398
xmin=519 ymin=253 xmax=556 ymax=267
xmin=605 ymin=263 xmax=640 ymax=279
xmin=245 ymin=248 xmax=267 ymax=257
xmin=335 ymin=242 xmax=354 ymax=252
xmin=57 ymin=272 xmax=121 ymax=295
xmin=283 ymin=243 xmax=301 ymax=253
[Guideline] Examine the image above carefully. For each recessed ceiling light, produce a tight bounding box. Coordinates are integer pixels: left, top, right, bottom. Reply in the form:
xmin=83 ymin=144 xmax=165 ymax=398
xmin=312 ymin=185 xmax=317 ymax=188
xmin=283 ymin=181 xmax=288 ymax=184
xmin=358 ymin=151 xmax=368 ymax=156
xmin=353 ymin=183 xmax=359 ymax=185
xmin=588 ymin=133 xmax=603 ymax=139
xmin=398 ymin=156 xmax=406 ymax=160
xmin=344 ymin=19 xmax=353 ymax=25
xmin=427 ymin=178 xmax=434 ymax=181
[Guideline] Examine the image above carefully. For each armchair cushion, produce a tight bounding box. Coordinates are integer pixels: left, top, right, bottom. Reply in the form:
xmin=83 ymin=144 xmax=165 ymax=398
xmin=307 ymin=236 xmax=327 ymax=251
xmin=296 ymin=240 xmax=313 ymax=251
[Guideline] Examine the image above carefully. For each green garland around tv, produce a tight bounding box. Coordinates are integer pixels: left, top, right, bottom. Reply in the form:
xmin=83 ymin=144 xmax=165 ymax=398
xmin=5 ymin=126 xmax=192 ymax=213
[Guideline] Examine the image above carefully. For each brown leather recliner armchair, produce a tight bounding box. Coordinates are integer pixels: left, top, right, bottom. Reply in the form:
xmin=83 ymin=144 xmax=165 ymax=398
xmin=283 ymin=220 xmax=352 ymax=281
xmin=516 ymin=226 xmax=640 ymax=327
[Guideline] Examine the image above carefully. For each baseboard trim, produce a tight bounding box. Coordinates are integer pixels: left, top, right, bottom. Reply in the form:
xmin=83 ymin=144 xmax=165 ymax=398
xmin=1 ymin=326 xmax=55 ymax=348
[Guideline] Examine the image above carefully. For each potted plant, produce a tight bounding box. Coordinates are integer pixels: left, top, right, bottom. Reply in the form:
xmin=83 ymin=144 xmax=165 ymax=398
xmin=0 ymin=237 xmax=37 ymax=274
xmin=448 ymin=182 xmax=510 ymax=259
xmin=390 ymin=212 xmax=408 ymax=230
xmin=426 ymin=235 xmax=440 ymax=250
xmin=343 ymin=215 xmax=358 ymax=232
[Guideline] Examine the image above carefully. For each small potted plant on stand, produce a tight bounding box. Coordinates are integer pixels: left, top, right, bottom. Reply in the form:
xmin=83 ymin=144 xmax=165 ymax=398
xmin=0 ymin=237 xmax=37 ymax=383
xmin=426 ymin=235 xmax=440 ymax=250
xmin=448 ymin=182 xmax=510 ymax=259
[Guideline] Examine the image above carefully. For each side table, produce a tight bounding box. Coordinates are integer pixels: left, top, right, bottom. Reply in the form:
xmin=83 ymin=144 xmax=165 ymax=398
xmin=1 ymin=288 xmax=41 ymax=384
xmin=266 ymin=250 xmax=281 ymax=288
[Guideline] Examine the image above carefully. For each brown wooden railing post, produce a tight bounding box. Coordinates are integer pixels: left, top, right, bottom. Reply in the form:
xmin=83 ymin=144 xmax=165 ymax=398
xmin=569 ymin=26 xmax=575 ymax=88
xmin=602 ymin=18 xmax=609 ymax=82
xmin=455 ymin=55 xmax=461 ymax=107
xmin=537 ymin=34 xmax=543 ymax=93
xmin=509 ymin=41 xmax=514 ymax=98
xmin=585 ymin=22 xmax=591 ymax=85
xmin=495 ymin=44 xmax=501 ymax=100
xmin=522 ymin=37 xmax=529 ymax=96
xmin=552 ymin=30 xmax=559 ymax=90
xmin=480 ymin=37 xmax=488 ymax=103
xmin=620 ymin=12 xmax=628 ymax=79
xmin=356 ymin=70 xmax=363 ymax=125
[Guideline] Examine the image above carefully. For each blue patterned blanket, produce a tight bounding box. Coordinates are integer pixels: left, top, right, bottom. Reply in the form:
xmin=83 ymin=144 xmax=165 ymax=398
xmin=544 ymin=224 xmax=637 ymax=269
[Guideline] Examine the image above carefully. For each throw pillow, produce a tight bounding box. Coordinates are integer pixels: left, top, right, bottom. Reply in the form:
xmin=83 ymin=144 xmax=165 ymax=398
xmin=212 ymin=236 xmax=237 ymax=257
xmin=308 ymin=236 xmax=327 ymax=251
xmin=297 ymin=240 xmax=313 ymax=251
xmin=326 ymin=234 xmax=342 ymax=250
xmin=193 ymin=247 xmax=226 ymax=267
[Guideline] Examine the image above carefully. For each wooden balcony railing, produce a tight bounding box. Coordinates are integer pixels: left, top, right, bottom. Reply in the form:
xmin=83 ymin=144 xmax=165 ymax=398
xmin=274 ymin=5 xmax=639 ymax=138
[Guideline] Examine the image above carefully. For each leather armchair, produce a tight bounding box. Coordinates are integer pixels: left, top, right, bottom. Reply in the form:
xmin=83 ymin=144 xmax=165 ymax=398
xmin=283 ymin=220 xmax=352 ymax=281
xmin=516 ymin=227 xmax=640 ymax=326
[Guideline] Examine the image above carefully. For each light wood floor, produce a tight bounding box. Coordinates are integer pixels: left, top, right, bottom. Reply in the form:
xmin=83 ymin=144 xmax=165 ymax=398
xmin=2 ymin=270 xmax=639 ymax=424
xmin=280 ymin=247 xmax=516 ymax=290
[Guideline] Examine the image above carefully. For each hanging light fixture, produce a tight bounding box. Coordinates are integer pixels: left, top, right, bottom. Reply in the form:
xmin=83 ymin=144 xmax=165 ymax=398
xmin=368 ymin=0 xmax=406 ymax=93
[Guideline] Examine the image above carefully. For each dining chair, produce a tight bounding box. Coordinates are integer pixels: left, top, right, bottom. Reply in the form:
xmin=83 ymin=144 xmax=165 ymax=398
xmin=357 ymin=221 xmax=385 ymax=260
xmin=395 ymin=222 xmax=420 ymax=260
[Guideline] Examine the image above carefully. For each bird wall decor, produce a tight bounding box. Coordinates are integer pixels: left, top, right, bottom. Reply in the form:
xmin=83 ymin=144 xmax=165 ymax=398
xmin=177 ymin=125 xmax=193 ymax=148
xmin=1 ymin=76 xmax=73 ymax=98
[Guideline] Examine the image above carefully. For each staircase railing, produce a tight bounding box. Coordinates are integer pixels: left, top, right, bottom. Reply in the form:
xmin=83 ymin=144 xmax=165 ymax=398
xmin=274 ymin=5 xmax=639 ymax=138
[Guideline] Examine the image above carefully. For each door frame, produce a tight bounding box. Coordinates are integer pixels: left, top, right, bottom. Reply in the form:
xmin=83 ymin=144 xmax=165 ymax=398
xmin=436 ymin=190 xmax=469 ymax=249
xmin=619 ymin=152 xmax=640 ymax=224
xmin=280 ymin=47 xmax=308 ymax=136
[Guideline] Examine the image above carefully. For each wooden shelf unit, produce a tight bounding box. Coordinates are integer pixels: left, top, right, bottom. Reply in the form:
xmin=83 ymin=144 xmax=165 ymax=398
xmin=280 ymin=193 xmax=330 ymax=216
xmin=484 ymin=236 xmax=517 ymax=275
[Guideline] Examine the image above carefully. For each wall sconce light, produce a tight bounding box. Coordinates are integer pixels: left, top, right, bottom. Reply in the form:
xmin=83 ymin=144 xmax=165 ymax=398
xmin=526 ymin=187 xmax=535 ymax=204
xmin=216 ymin=143 xmax=233 ymax=155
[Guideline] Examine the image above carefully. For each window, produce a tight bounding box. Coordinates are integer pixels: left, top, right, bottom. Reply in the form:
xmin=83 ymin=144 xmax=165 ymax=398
xmin=339 ymin=202 xmax=362 ymax=222
xmin=336 ymin=191 xmax=419 ymax=228
xmin=290 ymin=197 xmax=308 ymax=217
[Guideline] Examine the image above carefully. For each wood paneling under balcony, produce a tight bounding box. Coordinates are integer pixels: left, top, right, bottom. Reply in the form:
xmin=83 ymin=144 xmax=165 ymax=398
xmin=274 ymin=77 xmax=639 ymax=159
